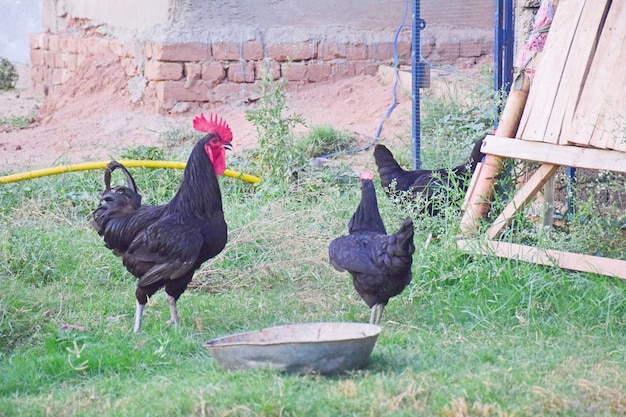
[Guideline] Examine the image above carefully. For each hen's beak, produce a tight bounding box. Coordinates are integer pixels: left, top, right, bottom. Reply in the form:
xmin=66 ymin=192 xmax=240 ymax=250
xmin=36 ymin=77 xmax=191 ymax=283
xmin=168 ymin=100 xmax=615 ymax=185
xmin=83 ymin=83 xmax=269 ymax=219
xmin=223 ymin=143 xmax=233 ymax=151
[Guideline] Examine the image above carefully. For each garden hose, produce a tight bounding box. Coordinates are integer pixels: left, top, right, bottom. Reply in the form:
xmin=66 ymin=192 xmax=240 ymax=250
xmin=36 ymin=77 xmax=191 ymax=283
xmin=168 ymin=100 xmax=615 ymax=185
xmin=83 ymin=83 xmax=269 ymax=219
xmin=0 ymin=160 xmax=261 ymax=184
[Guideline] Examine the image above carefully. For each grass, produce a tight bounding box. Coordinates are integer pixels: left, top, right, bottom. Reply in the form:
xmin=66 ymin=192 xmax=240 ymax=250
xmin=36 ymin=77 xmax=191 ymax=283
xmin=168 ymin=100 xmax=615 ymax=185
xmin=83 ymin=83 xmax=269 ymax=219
xmin=0 ymin=114 xmax=38 ymax=129
xmin=1 ymin=69 xmax=626 ymax=416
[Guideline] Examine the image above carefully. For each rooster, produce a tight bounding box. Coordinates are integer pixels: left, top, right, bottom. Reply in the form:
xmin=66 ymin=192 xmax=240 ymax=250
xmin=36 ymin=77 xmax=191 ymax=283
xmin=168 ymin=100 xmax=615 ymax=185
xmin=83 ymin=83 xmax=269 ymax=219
xmin=373 ymin=136 xmax=486 ymax=215
xmin=92 ymin=113 xmax=232 ymax=333
xmin=328 ymin=171 xmax=415 ymax=325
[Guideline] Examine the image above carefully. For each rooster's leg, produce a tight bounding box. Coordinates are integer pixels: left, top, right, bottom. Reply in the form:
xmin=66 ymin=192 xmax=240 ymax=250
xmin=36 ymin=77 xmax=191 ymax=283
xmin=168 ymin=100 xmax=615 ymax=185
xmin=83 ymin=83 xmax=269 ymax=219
xmin=369 ymin=303 xmax=385 ymax=325
xmin=166 ymin=294 xmax=180 ymax=328
xmin=133 ymin=301 xmax=145 ymax=333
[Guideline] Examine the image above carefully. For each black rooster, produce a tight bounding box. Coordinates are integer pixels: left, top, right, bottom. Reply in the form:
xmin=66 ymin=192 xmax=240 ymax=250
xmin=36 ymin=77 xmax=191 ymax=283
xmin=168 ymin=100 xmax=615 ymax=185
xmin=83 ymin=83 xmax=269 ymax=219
xmin=329 ymin=171 xmax=415 ymax=325
xmin=373 ymin=136 xmax=486 ymax=215
xmin=92 ymin=113 xmax=232 ymax=332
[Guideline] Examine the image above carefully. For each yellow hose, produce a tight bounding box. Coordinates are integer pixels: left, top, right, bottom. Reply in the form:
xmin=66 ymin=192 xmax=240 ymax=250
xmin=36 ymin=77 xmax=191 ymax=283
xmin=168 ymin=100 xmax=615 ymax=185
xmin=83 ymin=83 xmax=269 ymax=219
xmin=0 ymin=160 xmax=261 ymax=184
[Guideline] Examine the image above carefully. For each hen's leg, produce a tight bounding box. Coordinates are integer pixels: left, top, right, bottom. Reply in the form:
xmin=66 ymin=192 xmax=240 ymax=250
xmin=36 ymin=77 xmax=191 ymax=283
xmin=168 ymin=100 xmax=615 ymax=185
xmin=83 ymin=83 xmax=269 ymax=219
xmin=133 ymin=301 xmax=145 ymax=333
xmin=369 ymin=303 xmax=385 ymax=325
xmin=166 ymin=294 xmax=180 ymax=328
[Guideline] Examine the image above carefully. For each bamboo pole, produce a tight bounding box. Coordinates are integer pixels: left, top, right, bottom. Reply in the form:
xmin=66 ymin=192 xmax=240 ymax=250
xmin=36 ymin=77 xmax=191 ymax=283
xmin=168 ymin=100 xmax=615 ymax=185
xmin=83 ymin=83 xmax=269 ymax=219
xmin=459 ymin=80 xmax=530 ymax=235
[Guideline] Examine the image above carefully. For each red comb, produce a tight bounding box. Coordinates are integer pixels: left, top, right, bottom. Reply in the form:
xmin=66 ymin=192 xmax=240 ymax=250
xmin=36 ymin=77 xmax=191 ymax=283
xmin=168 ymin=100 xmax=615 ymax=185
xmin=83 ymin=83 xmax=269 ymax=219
xmin=360 ymin=170 xmax=374 ymax=180
xmin=193 ymin=113 xmax=233 ymax=143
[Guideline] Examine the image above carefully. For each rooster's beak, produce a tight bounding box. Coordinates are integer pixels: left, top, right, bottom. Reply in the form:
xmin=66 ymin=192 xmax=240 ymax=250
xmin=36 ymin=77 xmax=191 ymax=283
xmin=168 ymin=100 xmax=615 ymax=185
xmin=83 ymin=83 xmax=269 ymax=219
xmin=223 ymin=143 xmax=233 ymax=151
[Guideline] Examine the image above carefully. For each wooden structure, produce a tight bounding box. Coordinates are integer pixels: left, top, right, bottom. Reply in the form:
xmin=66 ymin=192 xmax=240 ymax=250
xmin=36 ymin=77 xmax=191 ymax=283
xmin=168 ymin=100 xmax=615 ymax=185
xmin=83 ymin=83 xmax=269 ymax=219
xmin=458 ymin=0 xmax=626 ymax=280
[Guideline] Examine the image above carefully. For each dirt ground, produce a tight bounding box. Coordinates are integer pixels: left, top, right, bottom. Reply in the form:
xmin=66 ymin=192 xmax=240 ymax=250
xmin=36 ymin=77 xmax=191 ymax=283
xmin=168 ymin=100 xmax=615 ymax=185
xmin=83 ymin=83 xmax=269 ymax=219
xmin=0 ymin=64 xmax=420 ymax=173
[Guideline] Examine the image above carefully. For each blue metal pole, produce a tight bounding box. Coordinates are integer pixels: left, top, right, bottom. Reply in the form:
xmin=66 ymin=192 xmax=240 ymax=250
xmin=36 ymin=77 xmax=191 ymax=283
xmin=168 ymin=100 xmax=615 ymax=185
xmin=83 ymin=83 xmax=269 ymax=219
xmin=412 ymin=0 xmax=423 ymax=169
xmin=503 ymin=0 xmax=514 ymax=90
xmin=494 ymin=0 xmax=514 ymax=126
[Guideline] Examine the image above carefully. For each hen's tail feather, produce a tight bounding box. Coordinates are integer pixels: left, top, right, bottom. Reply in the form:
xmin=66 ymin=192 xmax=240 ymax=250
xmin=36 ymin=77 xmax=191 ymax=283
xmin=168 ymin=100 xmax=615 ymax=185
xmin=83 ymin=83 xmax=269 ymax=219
xmin=391 ymin=216 xmax=415 ymax=256
xmin=104 ymin=161 xmax=137 ymax=193
xmin=373 ymin=145 xmax=405 ymax=189
xmin=92 ymin=161 xmax=143 ymax=237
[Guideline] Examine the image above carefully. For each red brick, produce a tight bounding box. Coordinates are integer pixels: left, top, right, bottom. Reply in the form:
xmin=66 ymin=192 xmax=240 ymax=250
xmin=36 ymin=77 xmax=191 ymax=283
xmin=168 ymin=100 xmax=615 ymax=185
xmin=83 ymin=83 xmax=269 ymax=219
xmin=227 ymin=61 xmax=255 ymax=83
xmin=55 ymin=53 xmax=77 ymax=70
xmin=346 ymin=43 xmax=369 ymax=60
xmin=156 ymin=80 xmax=211 ymax=105
xmin=460 ymin=40 xmax=485 ymax=58
xmin=48 ymin=34 xmax=60 ymax=51
xmin=256 ymin=60 xmax=281 ymax=80
xmin=395 ymin=40 xmax=412 ymax=61
xmin=29 ymin=49 xmax=45 ymax=66
xmin=242 ymin=40 xmax=264 ymax=60
xmin=88 ymin=38 xmax=110 ymax=56
xmin=65 ymin=36 xmax=79 ymax=54
xmin=437 ymin=42 xmax=461 ymax=61
xmin=185 ymin=62 xmax=202 ymax=80
xmin=331 ymin=61 xmax=355 ymax=80
xmin=420 ymin=40 xmax=435 ymax=58
xmin=153 ymin=43 xmax=210 ymax=62
xmin=76 ymin=38 xmax=90 ymax=56
xmin=43 ymin=51 xmax=55 ymax=67
xmin=282 ymin=62 xmax=307 ymax=81
xmin=66 ymin=54 xmax=78 ymax=71
xmin=29 ymin=33 xmax=48 ymax=50
xmin=374 ymin=42 xmax=395 ymax=62
xmin=201 ymin=62 xmax=226 ymax=84
xmin=52 ymin=68 xmax=68 ymax=85
xmin=145 ymin=60 xmax=183 ymax=81
xmin=320 ymin=41 xmax=346 ymax=60
xmin=307 ymin=62 xmax=332 ymax=83
xmin=30 ymin=65 xmax=43 ymax=83
xmin=212 ymin=41 xmax=240 ymax=60
xmin=54 ymin=53 xmax=63 ymax=68
xmin=144 ymin=43 xmax=154 ymax=59
xmin=211 ymin=82 xmax=247 ymax=102
xmin=354 ymin=62 xmax=379 ymax=76
xmin=267 ymin=42 xmax=317 ymax=61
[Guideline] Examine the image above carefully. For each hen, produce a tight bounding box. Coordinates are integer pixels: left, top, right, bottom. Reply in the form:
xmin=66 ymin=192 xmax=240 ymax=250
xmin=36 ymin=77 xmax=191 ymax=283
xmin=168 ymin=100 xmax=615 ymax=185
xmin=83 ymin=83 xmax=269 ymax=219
xmin=92 ymin=113 xmax=232 ymax=333
xmin=328 ymin=171 xmax=415 ymax=325
xmin=373 ymin=135 xmax=485 ymax=215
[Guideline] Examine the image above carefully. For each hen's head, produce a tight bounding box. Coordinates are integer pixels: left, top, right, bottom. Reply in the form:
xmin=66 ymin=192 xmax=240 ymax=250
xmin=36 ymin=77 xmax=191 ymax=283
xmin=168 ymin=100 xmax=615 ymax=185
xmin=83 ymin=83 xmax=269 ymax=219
xmin=193 ymin=113 xmax=233 ymax=175
xmin=359 ymin=170 xmax=374 ymax=181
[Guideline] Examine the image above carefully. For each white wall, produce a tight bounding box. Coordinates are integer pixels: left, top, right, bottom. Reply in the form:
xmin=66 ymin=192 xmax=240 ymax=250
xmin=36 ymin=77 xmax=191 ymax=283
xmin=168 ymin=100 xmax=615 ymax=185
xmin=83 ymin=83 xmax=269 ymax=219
xmin=0 ymin=0 xmax=43 ymax=63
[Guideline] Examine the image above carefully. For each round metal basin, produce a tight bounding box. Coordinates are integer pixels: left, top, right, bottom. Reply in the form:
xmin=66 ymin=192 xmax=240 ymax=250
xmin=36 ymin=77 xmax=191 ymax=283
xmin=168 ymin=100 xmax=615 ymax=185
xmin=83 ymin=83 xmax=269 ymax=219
xmin=204 ymin=322 xmax=381 ymax=375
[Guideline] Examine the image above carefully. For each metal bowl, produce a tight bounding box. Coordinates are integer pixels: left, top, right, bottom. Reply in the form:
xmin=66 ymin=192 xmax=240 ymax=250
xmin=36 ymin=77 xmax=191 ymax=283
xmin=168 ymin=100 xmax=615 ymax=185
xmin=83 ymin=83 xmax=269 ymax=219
xmin=204 ymin=322 xmax=381 ymax=375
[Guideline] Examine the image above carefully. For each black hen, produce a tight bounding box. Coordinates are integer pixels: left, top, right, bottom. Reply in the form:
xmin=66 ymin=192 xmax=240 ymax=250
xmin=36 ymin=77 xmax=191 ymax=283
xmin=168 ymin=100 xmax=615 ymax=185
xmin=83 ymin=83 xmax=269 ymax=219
xmin=373 ymin=135 xmax=486 ymax=215
xmin=328 ymin=171 xmax=415 ymax=325
xmin=92 ymin=113 xmax=232 ymax=332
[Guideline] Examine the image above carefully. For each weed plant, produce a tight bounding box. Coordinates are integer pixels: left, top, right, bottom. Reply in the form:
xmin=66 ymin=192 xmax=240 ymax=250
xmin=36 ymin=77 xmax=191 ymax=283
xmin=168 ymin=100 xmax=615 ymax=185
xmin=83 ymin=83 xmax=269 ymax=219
xmin=1 ymin=67 xmax=626 ymax=416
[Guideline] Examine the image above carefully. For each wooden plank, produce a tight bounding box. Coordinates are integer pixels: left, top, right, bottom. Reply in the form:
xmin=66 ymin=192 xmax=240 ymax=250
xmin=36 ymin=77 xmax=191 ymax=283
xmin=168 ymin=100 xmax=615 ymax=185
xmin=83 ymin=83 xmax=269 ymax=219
xmin=486 ymin=163 xmax=558 ymax=239
xmin=457 ymin=239 xmax=626 ymax=281
xmin=517 ymin=0 xmax=588 ymax=142
xmin=568 ymin=1 xmax=626 ymax=148
xmin=546 ymin=0 xmax=611 ymax=145
xmin=590 ymin=23 xmax=626 ymax=150
xmin=481 ymin=135 xmax=626 ymax=173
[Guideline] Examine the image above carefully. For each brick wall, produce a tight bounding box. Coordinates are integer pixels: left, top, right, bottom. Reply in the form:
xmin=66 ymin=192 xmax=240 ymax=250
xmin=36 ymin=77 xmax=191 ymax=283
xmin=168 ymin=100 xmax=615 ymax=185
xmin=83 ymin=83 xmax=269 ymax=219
xmin=29 ymin=28 xmax=491 ymax=113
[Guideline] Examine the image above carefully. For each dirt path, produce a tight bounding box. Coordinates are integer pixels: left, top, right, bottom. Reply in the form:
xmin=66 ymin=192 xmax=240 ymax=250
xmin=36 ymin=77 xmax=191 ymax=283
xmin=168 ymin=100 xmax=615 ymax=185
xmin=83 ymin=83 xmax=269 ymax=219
xmin=0 ymin=64 xmax=414 ymax=173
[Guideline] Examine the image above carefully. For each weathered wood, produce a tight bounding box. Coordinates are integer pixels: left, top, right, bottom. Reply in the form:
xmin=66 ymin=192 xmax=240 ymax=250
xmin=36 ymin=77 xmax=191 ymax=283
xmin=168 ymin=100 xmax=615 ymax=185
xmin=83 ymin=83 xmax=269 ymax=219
xmin=486 ymin=163 xmax=558 ymax=239
xmin=481 ymin=135 xmax=626 ymax=173
xmin=517 ymin=0 xmax=588 ymax=142
xmin=457 ymin=239 xmax=626 ymax=281
xmin=546 ymin=0 xmax=612 ymax=145
xmin=568 ymin=0 xmax=626 ymax=149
